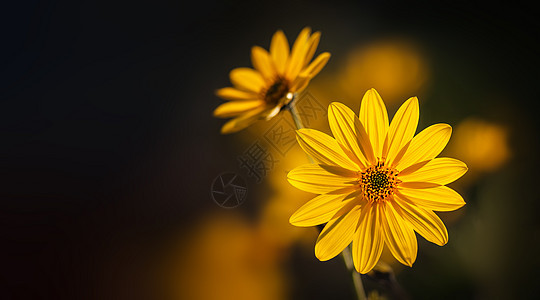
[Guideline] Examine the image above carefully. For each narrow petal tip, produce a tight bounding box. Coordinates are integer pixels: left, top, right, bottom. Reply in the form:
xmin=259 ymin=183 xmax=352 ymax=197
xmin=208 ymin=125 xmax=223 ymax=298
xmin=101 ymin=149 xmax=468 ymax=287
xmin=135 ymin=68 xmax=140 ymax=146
xmin=314 ymin=244 xmax=333 ymax=262
xmin=296 ymin=128 xmax=308 ymax=135
xmin=274 ymin=29 xmax=285 ymax=36
xmin=440 ymin=123 xmax=453 ymax=134
xmin=289 ymin=214 xmax=297 ymax=225
xmin=319 ymin=52 xmax=331 ymax=59
xmin=408 ymin=96 xmax=419 ymax=106
xmin=220 ymin=125 xmax=233 ymax=135
xmin=328 ymin=101 xmax=344 ymax=110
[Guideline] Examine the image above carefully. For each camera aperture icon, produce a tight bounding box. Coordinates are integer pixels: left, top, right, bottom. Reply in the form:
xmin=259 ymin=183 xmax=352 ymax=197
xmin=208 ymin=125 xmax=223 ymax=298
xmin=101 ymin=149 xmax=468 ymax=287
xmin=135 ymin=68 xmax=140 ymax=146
xmin=210 ymin=172 xmax=247 ymax=208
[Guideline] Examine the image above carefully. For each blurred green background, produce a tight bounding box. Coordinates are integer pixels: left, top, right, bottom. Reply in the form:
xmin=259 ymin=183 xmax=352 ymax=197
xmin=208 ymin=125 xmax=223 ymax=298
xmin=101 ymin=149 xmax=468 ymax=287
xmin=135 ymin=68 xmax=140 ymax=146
xmin=1 ymin=1 xmax=539 ymax=299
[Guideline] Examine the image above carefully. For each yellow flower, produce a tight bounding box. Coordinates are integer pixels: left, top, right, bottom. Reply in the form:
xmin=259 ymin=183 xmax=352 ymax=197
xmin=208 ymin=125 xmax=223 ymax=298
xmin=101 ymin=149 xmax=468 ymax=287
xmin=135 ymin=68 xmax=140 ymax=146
xmin=214 ymin=27 xmax=331 ymax=134
xmin=448 ymin=118 xmax=510 ymax=174
xmin=287 ymin=88 xmax=468 ymax=274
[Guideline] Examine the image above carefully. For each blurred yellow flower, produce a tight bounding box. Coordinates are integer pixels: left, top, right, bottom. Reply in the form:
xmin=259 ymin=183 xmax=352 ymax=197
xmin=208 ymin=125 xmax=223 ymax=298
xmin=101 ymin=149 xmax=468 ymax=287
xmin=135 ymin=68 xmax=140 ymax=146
xmin=339 ymin=40 xmax=428 ymax=107
xmin=288 ymin=88 xmax=467 ymax=273
xmin=214 ymin=27 xmax=331 ymax=134
xmin=447 ymin=118 xmax=510 ymax=174
xmin=161 ymin=213 xmax=286 ymax=300
xmin=260 ymin=147 xmax=318 ymax=249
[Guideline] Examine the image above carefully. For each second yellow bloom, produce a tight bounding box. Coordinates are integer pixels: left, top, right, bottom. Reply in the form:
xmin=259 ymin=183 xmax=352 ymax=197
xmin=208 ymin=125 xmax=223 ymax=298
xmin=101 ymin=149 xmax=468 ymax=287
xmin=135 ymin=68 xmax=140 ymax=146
xmin=214 ymin=27 xmax=331 ymax=134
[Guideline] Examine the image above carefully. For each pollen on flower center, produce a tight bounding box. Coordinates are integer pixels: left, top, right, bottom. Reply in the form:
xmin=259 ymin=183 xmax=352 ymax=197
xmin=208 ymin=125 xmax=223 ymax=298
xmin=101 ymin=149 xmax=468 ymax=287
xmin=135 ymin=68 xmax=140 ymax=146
xmin=359 ymin=161 xmax=400 ymax=202
xmin=263 ymin=78 xmax=290 ymax=104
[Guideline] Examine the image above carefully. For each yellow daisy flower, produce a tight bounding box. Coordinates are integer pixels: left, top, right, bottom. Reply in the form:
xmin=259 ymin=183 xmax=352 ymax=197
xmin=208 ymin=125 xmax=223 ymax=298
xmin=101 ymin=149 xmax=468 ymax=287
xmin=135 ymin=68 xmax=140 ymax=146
xmin=287 ymin=88 xmax=468 ymax=274
xmin=214 ymin=27 xmax=331 ymax=134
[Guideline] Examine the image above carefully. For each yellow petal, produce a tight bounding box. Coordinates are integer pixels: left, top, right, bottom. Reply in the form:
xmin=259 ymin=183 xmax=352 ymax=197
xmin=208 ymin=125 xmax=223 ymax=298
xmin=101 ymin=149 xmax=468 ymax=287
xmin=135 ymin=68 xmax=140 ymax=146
xmin=380 ymin=202 xmax=418 ymax=267
xmin=296 ymin=128 xmax=359 ymax=171
xmin=315 ymin=200 xmax=361 ymax=261
xmin=304 ymin=31 xmax=321 ymax=66
xmin=220 ymin=106 xmax=266 ymax=134
xmin=260 ymin=104 xmax=282 ymax=121
xmin=251 ymin=46 xmax=276 ymax=81
xmin=393 ymin=195 xmax=449 ymax=246
xmin=290 ymin=193 xmax=356 ymax=227
xmin=301 ymin=52 xmax=331 ymax=79
xmin=287 ymin=164 xmax=358 ymax=194
xmin=291 ymin=76 xmax=311 ymax=93
xmin=270 ymin=30 xmax=290 ymax=75
xmin=285 ymin=27 xmax=311 ymax=80
xmin=399 ymin=181 xmax=440 ymax=189
xmin=229 ymin=68 xmax=266 ymax=93
xmin=397 ymin=186 xmax=466 ymax=212
xmin=215 ymin=87 xmax=259 ymax=101
xmin=352 ymin=202 xmax=384 ymax=274
xmin=395 ymin=124 xmax=452 ymax=171
xmin=399 ymin=157 xmax=468 ymax=185
xmin=213 ymin=100 xmax=265 ymax=118
xmin=359 ymin=88 xmax=389 ymax=158
xmin=328 ymin=102 xmax=376 ymax=169
xmin=385 ymin=97 xmax=419 ymax=167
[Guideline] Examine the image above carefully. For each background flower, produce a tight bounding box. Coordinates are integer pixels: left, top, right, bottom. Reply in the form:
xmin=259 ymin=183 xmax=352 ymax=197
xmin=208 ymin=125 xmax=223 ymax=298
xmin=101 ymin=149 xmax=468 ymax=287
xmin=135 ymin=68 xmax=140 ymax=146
xmin=214 ymin=27 xmax=330 ymax=134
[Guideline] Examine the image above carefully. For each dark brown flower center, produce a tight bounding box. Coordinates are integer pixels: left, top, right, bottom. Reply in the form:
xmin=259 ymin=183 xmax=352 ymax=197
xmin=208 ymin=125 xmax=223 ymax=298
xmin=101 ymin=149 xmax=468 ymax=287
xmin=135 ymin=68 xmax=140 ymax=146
xmin=360 ymin=161 xmax=399 ymax=202
xmin=263 ymin=78 xmax=289 ymax=104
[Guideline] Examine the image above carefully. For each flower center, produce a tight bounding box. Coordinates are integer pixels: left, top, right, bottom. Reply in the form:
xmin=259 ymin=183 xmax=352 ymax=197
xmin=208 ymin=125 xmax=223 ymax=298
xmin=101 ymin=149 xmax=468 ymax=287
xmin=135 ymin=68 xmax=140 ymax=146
xmin=263 ymin=78 xmax=289 ymax=105
xmin=359 ymin=161 xmax=400 ymax=202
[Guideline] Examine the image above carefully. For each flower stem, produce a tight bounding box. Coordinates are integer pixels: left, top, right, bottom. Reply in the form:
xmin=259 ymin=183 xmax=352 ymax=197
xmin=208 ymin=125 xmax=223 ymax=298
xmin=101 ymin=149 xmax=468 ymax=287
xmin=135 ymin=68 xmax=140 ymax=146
xmin=286 ymin=93 xmax=367 ymax=300
xmin=287 ymin=94 xmax=306 ymax=131
xmin=342 ymin=245 xmax=367 ymax=300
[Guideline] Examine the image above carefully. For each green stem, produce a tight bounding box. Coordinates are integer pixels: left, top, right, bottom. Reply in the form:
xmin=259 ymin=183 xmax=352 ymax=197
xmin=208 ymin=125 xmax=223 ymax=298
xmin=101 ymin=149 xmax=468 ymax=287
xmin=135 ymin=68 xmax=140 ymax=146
xmin=286 ymin=93 xmax=367 ymax=300
xmin=288 ymin=94 xmax=306 ymax=131
xmin=342 ymin=245 xmax=367 ymax=300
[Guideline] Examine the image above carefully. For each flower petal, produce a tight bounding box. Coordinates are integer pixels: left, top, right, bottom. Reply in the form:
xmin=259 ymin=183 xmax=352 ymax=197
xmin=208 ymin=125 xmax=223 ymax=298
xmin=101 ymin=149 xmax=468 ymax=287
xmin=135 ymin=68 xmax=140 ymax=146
xmin=285 ymin=27 xmax=311 ymax=80
xmin=315 ymin=200 xmax=361 ymax=261
xmin=399 ymin=157 xmax=468 ymax=186
xmin=395 ymin=124 xmax=452 ymax=171
xmin=215 ymin=87 xmax=259 ymax=101
xmin=397 ymin=186 xmax=466 ymax=212
xmin=380 ymin=202 xmax=418 ymax=267
xmin=385 ymin=97 xmax=419 ymax=167
xmin=270 ymin=30 xmax=290 ymax=75
xmin=290 ymin=193 xmax=356 ymax=227
xmin=251 ymin=46 xmax=276 ymax=81
xmin=352 ymin=201 xmax=384 ymax=274
xmin=301 ymin=52 xmax=331 ymax=78
xmin=220 ymin=106 xmax=266 ymax=134
xmin=290 ymin=74 xmax=311 ymax=92
xmin=229 ymin=68 xmax=266 ymax=93
xmin=359 ymin=88 xmax=389 ymax=158
xmin=328 ymin=102 xmax=376 ymax=169
xmin=213 ymin=100 xmax=265 ymax=118
xmin=296 ymin=128 xmax=359 ymax=171
xmin=304 ymin=31 xmax=321 ymax=66
xmin=287 ymin=164 xmax=358 ymax=194
xmin=393 ymin=195 xmax=449 ymax=246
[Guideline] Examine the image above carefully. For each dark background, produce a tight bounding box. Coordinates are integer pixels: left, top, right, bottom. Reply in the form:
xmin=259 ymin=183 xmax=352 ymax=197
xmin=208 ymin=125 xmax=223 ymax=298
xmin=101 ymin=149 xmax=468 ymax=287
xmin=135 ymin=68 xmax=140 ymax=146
xmin=1 ymin=1 xmax=539 ymax=299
